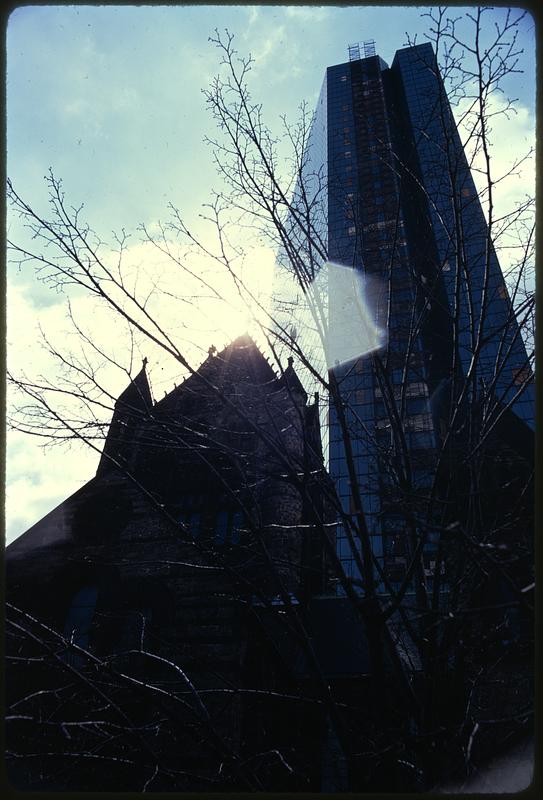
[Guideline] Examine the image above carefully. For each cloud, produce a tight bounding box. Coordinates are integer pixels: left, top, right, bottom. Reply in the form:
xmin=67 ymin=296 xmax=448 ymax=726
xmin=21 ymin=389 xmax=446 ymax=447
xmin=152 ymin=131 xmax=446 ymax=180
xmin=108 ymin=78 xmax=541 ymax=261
xmin=455 ymin=95 xmax=535 ymax=203
xmin=252 ymin=24 xmax=287 ymax=69
xmin=247 ymin=23 xmax=309 ymax=84
xmin=453 ymin=95 xmax=535 ymax=275
xmin=5 ymin=432 xmax=97 ymax=544
xmin=244 ymin=6 xmax=260 ymax=29
xmin=7 ymin=284 xmax=65 ymax=371
xmin=285 ymin=7 xmax=330 ymax=23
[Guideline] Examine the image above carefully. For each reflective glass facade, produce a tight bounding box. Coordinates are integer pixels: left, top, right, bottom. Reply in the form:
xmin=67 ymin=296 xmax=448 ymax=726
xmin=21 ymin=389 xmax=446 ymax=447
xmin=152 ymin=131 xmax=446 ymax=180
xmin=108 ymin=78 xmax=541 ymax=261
xmin=274 ymin=43 xmax=534 ymax=592
xmin=325 ymin=52 xmax=434 ymax=587
xmin=391 ymin=44 xmax=535 ymax=430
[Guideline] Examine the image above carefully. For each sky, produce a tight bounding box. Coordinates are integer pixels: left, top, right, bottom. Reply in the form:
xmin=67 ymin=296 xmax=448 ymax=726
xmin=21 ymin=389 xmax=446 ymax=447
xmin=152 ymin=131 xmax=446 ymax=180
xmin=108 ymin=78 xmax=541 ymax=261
xmin=5 ymin=4 xmax=536 ymax=544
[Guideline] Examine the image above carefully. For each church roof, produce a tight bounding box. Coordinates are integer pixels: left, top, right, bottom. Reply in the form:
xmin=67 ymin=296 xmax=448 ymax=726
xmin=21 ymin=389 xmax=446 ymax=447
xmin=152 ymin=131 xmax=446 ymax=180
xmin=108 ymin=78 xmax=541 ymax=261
xmin=154 ymin=335 xmax=279 ymax=413
xmin=115 ymin=359 xmax=153 ymax=412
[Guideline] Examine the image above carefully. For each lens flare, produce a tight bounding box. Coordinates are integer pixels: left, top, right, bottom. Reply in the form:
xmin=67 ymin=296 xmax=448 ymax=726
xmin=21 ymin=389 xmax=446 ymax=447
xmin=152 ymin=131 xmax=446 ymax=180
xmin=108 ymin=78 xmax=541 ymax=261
xmin=310 ymin=261 xmax=386 ymax=368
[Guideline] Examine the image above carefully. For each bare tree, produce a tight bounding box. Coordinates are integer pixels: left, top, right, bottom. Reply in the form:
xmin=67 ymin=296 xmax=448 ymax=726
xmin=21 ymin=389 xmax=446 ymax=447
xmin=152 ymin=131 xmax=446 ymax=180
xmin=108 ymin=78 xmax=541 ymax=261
xmin=6 ymin=8 xmax=534 ymax=792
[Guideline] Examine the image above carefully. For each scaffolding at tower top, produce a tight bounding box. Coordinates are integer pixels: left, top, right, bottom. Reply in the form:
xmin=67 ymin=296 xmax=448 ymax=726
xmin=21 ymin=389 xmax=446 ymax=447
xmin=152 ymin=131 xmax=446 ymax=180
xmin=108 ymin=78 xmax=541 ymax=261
xmin=348 ymin=40 xmax=376 ymax=61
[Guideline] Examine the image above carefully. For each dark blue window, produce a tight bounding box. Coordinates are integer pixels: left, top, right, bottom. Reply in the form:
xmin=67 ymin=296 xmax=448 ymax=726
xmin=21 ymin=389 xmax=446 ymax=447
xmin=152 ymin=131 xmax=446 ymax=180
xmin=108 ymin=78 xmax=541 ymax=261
xmin=407 ymin=397 xmax=427 ymax=415
xmin=188 ymin=512 xmax=200 ymax=537
xmin=230 ymin=511 xmax=244 ymax=544
xmin=215 ymin=511 xmax=229 ymax=544
xmin=408 ymin=431 xmax=434 ymax=450
xmin=64 ymin=585 xmax=98 ymax=654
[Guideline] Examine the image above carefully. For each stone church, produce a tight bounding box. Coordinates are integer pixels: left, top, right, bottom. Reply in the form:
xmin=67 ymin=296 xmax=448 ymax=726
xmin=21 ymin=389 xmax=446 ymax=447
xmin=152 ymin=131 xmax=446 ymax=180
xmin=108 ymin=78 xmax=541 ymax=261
xmin=7 ymin=335 xmax=399 ymax=791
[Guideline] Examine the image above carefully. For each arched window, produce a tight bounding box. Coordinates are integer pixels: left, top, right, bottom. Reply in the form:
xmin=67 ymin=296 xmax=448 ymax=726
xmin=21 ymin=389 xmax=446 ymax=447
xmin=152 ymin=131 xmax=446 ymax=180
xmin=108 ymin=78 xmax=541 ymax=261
xmin=63 ymin=585 xmax=98 ymax=666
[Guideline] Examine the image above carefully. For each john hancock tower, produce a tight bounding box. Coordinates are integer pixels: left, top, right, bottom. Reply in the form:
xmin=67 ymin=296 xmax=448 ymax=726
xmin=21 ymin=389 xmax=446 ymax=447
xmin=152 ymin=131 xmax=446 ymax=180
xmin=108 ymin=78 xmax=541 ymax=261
xmin=273 ymin=41 xmax=534 ymax=592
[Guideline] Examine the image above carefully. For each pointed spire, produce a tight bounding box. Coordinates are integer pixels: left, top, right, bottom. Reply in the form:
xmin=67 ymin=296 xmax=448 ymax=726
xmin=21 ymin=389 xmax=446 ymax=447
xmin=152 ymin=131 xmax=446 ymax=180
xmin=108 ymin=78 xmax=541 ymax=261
xmin=97 ymin=361 xmax=153 ymax=478
xmin=281 ymin=354 xmax=307 ymax=401
xmin=116 ymin=361 xmax=153 ymax=411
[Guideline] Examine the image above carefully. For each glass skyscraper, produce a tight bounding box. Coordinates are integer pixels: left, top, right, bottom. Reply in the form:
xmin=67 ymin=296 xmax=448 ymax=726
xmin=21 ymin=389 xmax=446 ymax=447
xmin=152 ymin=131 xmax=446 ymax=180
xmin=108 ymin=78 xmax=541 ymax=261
xmin=274 ymin=42 xmax=534 ymax=591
